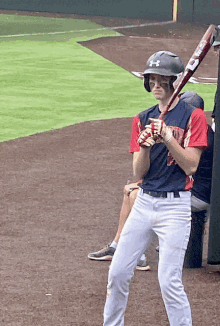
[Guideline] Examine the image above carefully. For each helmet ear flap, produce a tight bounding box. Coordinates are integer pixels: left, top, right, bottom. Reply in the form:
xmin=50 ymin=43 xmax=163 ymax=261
xmin=143 ymin=75 xmax=151 ymax=92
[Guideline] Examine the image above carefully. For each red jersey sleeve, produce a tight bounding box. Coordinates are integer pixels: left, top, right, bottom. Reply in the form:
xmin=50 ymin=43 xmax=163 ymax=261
xmin=184 ymin=108 xmax=208 ymax=150
xmin=129 ymin=115 xmax=142 ymax=153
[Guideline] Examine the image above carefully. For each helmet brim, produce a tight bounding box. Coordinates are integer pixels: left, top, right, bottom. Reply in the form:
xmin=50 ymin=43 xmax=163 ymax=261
xmin=142 ymin=68 xmax=180 ymax=77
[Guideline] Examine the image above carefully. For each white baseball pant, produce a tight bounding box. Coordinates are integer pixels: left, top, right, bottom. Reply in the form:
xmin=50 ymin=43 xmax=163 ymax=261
xmin=103 ymin=189 xmax=192 ymax=326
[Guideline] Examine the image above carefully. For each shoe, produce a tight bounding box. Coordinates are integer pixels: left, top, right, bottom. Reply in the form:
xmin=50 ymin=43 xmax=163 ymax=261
xmin=155 ymin=246 xmax=159 ymax=252
xmin=88 ymin=243 xmax=116 ymax=261
xmin=136 ymin=257 xmax=151 ymax=271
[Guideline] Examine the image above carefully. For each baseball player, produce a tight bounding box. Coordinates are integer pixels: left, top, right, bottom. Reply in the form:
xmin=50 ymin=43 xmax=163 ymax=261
xmin=191 ymin=123 xmax=214 ymax=213
xmin=88 ymin=91 xmax=212 ymax=270
xmin=103 ymin=51 xmax=207 ymax=326
xmin=88 ymin=178 xmax=149 ymax=270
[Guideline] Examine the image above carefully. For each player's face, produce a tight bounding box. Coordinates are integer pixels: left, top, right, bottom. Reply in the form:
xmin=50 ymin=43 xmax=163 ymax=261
xmin=149 ymin=74 xmax=173 ymax=100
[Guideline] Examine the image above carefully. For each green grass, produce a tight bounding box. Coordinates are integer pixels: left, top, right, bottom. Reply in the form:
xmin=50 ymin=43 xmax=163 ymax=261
xmin=0 ymin=14 xmax=122 ymax=142
xmin=0 ymin=14 xmax=216 ymax=142
xmin=0 ymin=14 xmax=108 ymax=36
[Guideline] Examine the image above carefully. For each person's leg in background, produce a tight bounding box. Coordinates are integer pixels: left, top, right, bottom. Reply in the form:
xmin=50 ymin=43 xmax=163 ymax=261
xmin=88 ymin=188 xmax=150 ymax=270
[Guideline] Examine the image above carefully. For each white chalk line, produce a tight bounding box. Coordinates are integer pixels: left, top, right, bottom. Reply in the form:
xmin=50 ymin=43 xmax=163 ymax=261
xmin=198 ymin=77 xmax=217 ymax=80
xmin=0 ymin=20 xmax=174 ymax=38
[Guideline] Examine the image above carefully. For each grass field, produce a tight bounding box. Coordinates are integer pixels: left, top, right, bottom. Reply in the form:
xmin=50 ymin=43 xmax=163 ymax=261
xmin=0 ymin=14 xmax=216 ymax=142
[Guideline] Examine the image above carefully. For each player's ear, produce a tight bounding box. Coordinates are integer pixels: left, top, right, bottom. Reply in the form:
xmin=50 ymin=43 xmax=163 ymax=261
xmin=169 ymin=76 xmax=177 ymax=91
xmin=173 ymin=73 xmax=183 ymax=89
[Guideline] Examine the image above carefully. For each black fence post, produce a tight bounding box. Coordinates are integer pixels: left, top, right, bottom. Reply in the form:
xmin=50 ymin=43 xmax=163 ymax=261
xmin=207 ymin=47 xmax=220 ymax=265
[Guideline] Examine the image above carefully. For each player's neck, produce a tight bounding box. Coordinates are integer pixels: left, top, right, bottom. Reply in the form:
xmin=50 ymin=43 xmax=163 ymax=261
xmin=158 ymin=96 xmax=179 ymax=112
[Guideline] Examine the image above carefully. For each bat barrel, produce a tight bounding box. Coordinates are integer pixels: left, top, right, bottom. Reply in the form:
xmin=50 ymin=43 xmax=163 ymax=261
xmin=158 ymin=24 xmax=218 ymax=121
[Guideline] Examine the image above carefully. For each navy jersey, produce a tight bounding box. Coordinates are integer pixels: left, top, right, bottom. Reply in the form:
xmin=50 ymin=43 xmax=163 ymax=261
xmin=192 ymin=125 xmax=214 ymax=204
xmin=130 ymin=100 xmax=207 ymax=192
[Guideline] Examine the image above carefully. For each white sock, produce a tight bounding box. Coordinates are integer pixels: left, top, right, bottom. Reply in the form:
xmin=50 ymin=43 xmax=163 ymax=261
xmin=140 ymin=253 xmax=146 ymax=260
xmin=110 ymin=240 xmax=118 ymax=249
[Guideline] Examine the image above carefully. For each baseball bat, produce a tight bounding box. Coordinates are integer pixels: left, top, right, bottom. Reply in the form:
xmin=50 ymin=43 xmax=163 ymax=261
xmin=158 ymin=24 xmax=218 ymax=120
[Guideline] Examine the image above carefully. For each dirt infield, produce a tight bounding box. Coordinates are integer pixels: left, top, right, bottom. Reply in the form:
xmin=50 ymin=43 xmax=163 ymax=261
xmin=1 ymin=10 xmax=220 ymax=326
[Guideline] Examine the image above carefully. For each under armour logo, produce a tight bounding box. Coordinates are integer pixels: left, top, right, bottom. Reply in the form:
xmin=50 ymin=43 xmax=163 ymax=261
xmin=149 ymin=60 xmax=160 ymax=67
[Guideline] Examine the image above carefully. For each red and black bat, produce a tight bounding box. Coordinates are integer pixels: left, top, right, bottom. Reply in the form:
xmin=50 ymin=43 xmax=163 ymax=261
xmin=159 ymin=24 xmax=218 ymax=120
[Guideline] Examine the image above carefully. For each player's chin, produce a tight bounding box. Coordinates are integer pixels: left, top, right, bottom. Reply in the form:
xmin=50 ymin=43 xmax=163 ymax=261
xmin=153 ymin=92 xmax=162 ymax=100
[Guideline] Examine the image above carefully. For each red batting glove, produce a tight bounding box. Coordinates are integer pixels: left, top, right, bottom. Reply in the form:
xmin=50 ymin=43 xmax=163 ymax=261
xmin=148 ymin=118 xmax=173 ymax=143
xmin=137 ymin=126 xmax=156 ymax=147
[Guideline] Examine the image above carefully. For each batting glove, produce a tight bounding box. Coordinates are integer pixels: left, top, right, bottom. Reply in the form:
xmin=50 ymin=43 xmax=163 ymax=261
xmin=137 ymin=126 xmax=156 ymax=147
xmin=148 ymin=118 xmax=173 ymax=143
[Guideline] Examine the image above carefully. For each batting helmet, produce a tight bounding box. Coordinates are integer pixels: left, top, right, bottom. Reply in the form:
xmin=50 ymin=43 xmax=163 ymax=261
xmin=143 ymin=51 xmax=184 ymax=92
xmin=180 ymin=91 xmax=204 ymax=110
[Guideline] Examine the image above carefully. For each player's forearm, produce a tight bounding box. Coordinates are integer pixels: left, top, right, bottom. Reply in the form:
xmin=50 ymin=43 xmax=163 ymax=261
xmin=133 ymin=147 xmax=151 ymax=180
xmin=165 ymin=137 xmax=202 ymax=175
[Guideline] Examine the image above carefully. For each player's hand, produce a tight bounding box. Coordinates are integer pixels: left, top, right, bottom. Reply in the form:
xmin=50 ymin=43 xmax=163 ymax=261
xmin=124 ymin=183 xmax=139 ymax=196
xmin=148 ymin=118 xmax=173 ymax=143
xmin=137 ymin=126 xmax=156 ymax=147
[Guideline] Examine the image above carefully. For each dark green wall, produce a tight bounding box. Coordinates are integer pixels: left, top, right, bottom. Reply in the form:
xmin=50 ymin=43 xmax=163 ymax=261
xmin=178 ymin=0 xmax=194 ymax=23
xmin=0 ymin=0 xmax=172 ymax=21
xmin=179 ymin=0 xmax=220 ymax=25
xmin=193 ymin=0 xmax=220 ymax=25
xmin=0 ymin=1 xmax=219 ymax=24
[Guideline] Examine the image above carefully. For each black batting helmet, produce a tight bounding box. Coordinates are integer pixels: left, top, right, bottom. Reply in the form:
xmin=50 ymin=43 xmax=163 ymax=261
xmin=180 ymin=91 xmax=204 ymax=110
xmin=143 ymin=51 xmax=184 ymax=92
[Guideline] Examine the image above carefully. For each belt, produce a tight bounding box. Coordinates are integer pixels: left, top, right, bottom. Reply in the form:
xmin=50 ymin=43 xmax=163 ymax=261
xmin=142 ymin=190 xmax=180 ymax=198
